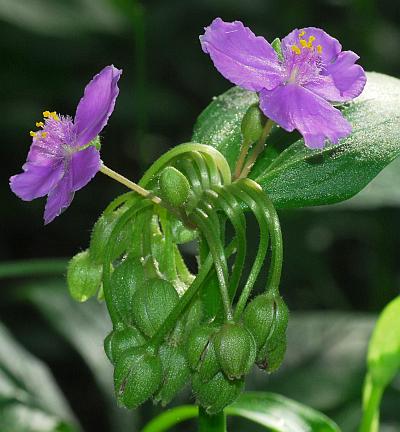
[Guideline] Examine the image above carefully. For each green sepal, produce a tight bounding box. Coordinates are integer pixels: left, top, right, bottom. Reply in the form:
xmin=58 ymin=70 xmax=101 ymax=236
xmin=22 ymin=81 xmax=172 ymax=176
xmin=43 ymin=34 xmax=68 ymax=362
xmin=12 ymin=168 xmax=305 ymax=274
xmin=67 ymin=250 xmax=102 ymax=302
xmin=193 ymin=371 xmax=244 ymax=415
xmin=197 ymin=339 xmax=220 ymax=383
xmin=132 ymin=278 xmax=179 ymax=338
xmin=154 ymin=344 xmax=191 ymax=406
xmin=110 ymin=256 xmax=147 ymax=325
xmin=114 ymin=346 xmax=162 ymax=409
xmin=214 ymin=323 xmax=256 ymax=379
xmin=271 ymin=38 xmax=283 ymax=61
xmin=89 ymin=136 xmax=101 ymax=150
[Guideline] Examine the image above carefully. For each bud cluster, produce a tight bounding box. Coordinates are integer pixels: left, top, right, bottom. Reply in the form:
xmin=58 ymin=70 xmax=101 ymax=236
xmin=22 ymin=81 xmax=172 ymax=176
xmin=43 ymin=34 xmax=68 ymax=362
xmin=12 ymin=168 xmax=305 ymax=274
xmin=67 ymin=146 xmax=288 ymax=414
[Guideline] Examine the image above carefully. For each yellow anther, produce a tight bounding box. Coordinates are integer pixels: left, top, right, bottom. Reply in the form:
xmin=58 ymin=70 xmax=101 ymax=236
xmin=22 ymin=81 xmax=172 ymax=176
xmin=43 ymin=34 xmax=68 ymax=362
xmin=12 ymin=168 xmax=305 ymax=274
xmin=317 ymin=44 xmax=323 ymax=54
xmin=41 ymin=132 xmax=48 ymax=138
xmin=307 ymin=35 xmax=316 ymax=48
xmin=43 ymin=110 xmax=51 ymax=118
xmin=50 ymin=111 xmax=59 ymax=121
xmin=36 ymin=121 xmax=44 ymax=128
xmin=291 ymin=45 xmax=301 ymax=55
xmin=298 ymin=30 xmax=306 ymax=38
xmin=299 ymin=39 xmax=308 ymax=48
xmin=30 ymin=131 xmax=37 ymax=137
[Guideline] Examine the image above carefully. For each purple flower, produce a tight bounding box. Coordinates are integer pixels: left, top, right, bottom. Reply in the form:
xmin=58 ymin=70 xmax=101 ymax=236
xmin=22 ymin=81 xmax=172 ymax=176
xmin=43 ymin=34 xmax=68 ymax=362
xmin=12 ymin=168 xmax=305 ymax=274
xmin=200 ymin=18 xmax=366 ymax=149
xmin=10 ymin=65 xmax=122 ymax=224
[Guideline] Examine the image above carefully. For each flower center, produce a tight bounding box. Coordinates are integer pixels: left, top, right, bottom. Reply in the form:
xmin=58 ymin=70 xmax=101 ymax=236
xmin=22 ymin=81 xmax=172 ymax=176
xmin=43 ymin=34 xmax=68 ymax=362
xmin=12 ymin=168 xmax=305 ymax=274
xmin=291 ymin=30 xmax=322 ymax=56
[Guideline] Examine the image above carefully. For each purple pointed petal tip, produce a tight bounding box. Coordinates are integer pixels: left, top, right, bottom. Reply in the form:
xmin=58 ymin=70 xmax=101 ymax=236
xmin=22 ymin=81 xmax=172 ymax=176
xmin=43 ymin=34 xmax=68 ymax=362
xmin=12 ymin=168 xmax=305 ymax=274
xmin=74 ymin=65 xmax=122 ymax=147
xmin=259 ymin=85 xmax=352 ymax=149
xmin=200 ymin=18 xmax=282 ymax=91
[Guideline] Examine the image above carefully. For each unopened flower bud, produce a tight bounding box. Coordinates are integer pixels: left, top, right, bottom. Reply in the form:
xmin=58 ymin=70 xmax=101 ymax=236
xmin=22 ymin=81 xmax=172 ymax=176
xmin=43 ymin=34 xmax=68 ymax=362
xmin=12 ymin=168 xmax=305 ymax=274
xmin=193 ymin=371 xmax=244 ymax=415
xmin=154 ymin=344 xmax=191 ymax=406
xmin=114 ymin=346 xmax=162 ymax=409
xmin=214 ymin=323 xmax=256 ymax=379
xmin=111 ymin=256 xmax=147 ymax=325
xmin=244 ymin=293 xmax=289 ymax=372
xmin=104 ymin=325 xmax=146 ymax=364
xmin=67 ymin=250 xmax=102 ymax=302
xmin=185 ymin=324 xmax=218 ymax=371
xmin=132 ymin=279 xmax=179 ymax=338
xmin=241 ymin=104 xmax=265 ymax=143
xmin=159 ymin=166 xmax=190 ymax=207
xmin=89 ymin=210 xmax=132 ymax=264
xmin=171 ymin=218 xmax=198 ymax=244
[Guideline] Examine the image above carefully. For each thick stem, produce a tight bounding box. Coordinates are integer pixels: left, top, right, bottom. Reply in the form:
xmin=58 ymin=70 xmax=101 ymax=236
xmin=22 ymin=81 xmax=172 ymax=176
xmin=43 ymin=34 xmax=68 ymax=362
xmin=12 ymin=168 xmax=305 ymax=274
xmin=239 ymin=119 xmax=274 ymax=179
xmin=198 ymin=407 xmax=226 ymax=432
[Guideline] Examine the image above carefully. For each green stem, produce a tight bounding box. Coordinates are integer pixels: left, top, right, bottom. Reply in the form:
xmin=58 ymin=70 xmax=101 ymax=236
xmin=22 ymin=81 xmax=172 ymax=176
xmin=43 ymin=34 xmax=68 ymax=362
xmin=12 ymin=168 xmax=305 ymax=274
xmin=198 ymin=407 xmax=226 ymax=432
xmin=192 ymin=208 xmax=233 ymax=321
xmin=149 ymin=241 xmax=236 ymax=349
xmin=233 ymin=136 xmax=251 ymax=180
xmin=242 ymin=179 xmax=283 ymax=295
xmin=231 ymin=182 xmax=269 ymax=319
xmin=239 ymin=119 xmax=274 ymax=179
xmin=359 ymin=377 xmax=383 ymax=432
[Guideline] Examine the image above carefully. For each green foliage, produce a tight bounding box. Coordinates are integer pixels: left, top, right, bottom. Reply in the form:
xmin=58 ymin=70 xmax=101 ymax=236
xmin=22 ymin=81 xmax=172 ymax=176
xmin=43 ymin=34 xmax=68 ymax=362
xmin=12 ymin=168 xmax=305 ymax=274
xmin=367 ymin=296 xmax=400 ymax=387
xmin=193 ymin=73 xmax=400 ymax=209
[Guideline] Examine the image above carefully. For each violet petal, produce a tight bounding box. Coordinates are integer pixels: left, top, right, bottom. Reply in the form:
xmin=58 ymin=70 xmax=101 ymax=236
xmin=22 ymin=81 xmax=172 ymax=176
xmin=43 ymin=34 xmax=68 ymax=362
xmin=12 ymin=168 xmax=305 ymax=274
xmin=74 ymin=65 xmax=122 ymax=148
xmin=70 ymin=146 xmax=101 ymax=191
xmin=259 ymin=84 xmax=352 ymax=149
xmin=200 ymin=18 xmax=283 ymax=91
xmin=44 ymin=171 xmax=74 ymax=224
xmin=10 ymin=162 xmax=64 ymax=201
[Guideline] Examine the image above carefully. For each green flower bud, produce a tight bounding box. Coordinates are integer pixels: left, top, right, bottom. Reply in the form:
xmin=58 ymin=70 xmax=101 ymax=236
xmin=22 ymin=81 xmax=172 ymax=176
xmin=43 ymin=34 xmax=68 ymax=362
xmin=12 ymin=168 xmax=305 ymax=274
xmin=193 ymin=372 xmax=244 ymax=415
xmin=159 ymin=166 xmax=190 ymax=207
xmin=154 ymin=344 xmax=190 ymax=406
xmin=244 ymin=293 xmax=289 ymax=372
xmin=132 ymin=279 xmax=179 ymax=338
xmin=67 ymin=250 xmax=102 ymax=302
xmin=171 ymin=218 xmax=198 ymax=244
xmin=111 ymin=256 xmax=147 ymax=325
xmin=197 ymin=339 xmax=220 ymax=383
xmin=89 ymin=210 xmax=132 ymax=264
xmin=114 ymin=347 xmax=162 ymax=409
xmin=241 ymin=104 xmax=265 ymax=143
xmin=184 ymin=299 xmax=204 ymax=335
xmin=243 ymin=293 xmax=275 ymax=351
xmin=104 ymin=326 xmax=146 ymax=364
xmin=214 ymin=323 xmax=256 ymax=379
xmin=185 ymin=324 xmax=218 ymax=371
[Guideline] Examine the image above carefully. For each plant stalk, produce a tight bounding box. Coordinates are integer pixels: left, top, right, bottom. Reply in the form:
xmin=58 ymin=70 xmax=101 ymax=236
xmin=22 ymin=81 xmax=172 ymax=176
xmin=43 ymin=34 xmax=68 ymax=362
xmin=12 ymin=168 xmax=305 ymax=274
xmin=198 ymin=407 xmax=226 ymax=432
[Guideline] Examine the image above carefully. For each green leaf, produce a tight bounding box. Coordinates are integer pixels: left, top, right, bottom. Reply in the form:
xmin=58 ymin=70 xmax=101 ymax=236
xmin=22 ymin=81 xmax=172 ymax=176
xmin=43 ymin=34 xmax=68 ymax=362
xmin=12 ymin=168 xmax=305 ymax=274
xmin=227 ymin=392 xmax=340 ymax=431
xmin=192 ymin=73 xmax=400 ymax=208
xmin=0 ymin=321 xmax=78 ymax=431
xmin=367 ymin=296 xmax=400 ymax=388
xmin=141 ymin=392 xmax=340 ymax=432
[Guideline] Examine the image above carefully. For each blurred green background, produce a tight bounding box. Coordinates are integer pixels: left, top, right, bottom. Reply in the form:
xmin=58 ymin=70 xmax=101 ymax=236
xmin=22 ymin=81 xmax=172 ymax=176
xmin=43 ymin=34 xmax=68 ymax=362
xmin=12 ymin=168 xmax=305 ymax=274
xmin=1 ymin=0 xmax=399 ymax=431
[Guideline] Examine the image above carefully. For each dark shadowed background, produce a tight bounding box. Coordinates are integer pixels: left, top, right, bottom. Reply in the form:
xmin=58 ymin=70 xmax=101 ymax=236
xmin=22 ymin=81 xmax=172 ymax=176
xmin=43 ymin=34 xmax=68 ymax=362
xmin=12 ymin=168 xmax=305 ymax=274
xmin=1 ymin=0 xmax=399 ymax=431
